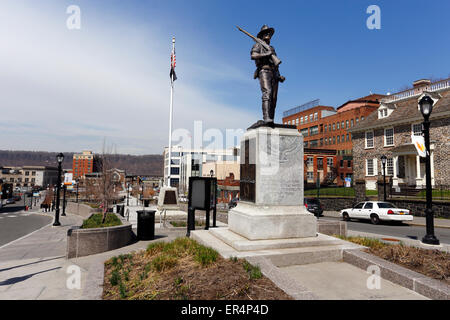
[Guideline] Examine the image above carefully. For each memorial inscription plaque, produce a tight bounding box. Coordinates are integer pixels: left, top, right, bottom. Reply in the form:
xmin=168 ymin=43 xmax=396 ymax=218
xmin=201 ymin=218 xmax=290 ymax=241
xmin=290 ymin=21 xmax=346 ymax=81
xmin=240 ymin=139 xmax=255 ymax=202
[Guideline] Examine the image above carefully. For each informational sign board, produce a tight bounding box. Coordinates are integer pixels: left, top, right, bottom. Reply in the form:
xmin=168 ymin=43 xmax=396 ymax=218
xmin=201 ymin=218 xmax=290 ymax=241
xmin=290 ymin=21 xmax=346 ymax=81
xmin=64 ymin=173 xmax=73 ymax=186
xmin=345 ymin=177 xmax=352 ymax=188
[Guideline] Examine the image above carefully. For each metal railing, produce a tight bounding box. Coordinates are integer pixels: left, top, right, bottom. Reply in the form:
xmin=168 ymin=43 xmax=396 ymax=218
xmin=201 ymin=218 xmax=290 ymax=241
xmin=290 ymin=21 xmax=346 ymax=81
xmin=381 ymin=78 xmax=450 ymax=104
xmin=389 ymin=185 xmax=450 ymax=200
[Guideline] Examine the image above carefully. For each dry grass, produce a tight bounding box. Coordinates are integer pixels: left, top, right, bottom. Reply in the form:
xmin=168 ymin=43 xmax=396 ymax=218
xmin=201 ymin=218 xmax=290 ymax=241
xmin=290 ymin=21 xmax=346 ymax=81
xmin=338 ymin=236 xmax=450 ymax=285
xmin=102 ymin=238 xmax=292 ymax=300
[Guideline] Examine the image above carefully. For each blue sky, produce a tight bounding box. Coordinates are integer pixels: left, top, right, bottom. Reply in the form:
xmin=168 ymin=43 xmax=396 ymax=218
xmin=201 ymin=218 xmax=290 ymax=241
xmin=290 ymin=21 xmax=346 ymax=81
xmin=0 ymin=0 xmax=449 ymax=154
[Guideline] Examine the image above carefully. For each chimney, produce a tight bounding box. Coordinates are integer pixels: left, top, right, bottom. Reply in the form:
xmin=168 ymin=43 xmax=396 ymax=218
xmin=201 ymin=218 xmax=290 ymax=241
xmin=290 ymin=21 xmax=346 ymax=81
xmin=413 ymin=79 xmax=431 ymax=94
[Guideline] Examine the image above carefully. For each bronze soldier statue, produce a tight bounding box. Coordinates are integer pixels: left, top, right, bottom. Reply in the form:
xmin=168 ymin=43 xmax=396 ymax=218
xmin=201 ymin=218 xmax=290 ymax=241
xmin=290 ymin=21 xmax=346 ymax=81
xmin=250 ymin=25 xmax=285 ymax=125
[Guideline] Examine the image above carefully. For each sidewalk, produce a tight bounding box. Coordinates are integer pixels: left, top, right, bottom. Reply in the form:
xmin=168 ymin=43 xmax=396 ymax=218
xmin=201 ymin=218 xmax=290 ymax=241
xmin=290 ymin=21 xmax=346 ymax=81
xmin=323 ymin=211 xmax=450 ymax=229
xmin=0 ymin=212 xmax=186 ymax=300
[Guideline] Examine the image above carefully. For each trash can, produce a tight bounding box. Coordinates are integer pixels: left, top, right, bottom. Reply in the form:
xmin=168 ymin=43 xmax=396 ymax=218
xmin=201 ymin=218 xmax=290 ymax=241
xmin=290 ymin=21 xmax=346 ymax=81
xmin=144 ymin=199 xmax=150 ymax=207
xmin=116 ymin=205 xmax=124 ymax=217
xmin=137 ymin=210 xmax=155 ymax=240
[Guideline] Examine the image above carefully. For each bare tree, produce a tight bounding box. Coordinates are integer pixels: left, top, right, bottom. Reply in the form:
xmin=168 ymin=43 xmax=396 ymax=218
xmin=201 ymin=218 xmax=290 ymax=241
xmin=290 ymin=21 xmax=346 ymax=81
xmin=96 ymin=141 xmax=119 ymax=223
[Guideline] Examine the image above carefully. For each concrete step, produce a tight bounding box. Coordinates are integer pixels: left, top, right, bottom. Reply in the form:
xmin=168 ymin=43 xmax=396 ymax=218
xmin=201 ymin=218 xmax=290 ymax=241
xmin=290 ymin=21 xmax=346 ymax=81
xmin=191 ymin=229 xmax=363 ymax=266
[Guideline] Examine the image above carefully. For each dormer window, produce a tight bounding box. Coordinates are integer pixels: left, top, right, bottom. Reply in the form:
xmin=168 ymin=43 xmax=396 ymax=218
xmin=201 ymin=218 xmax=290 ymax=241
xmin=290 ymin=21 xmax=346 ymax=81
xmin=378 ymin=104 xmax=394 ymax=119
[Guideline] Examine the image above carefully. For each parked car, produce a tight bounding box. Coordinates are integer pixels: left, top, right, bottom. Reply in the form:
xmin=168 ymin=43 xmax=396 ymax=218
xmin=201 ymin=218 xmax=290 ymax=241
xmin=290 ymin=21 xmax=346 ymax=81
xmin=13 ymin=195 xmax=21 ymax=201
xmin=304 ymin=198 xmax=323 ymax=217
xmin=6 ymin=198 xmax=15 ymax=204
xmin=340 ymin=201 xmax=413 ymax=225
xmin=228 ymin=197 xmax=239 ymax=209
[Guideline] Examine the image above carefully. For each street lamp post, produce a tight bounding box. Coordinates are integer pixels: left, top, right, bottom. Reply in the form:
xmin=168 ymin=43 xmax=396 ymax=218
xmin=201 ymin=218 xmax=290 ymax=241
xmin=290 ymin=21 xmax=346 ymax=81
xmin=52 ymin=187 xmax=56 ymax=211
xmin=76 ymin=179 xmax=79 ymax=203
xmin=53 ymin=153 xmax=64 ymax=226
xmin=62 ymin=184 xmax=67 ymax=216
xmin=127 ymin=183 xmax=130 ymax=206
xmin=419 ymin=95 xmax=439 ymax=245
xmin=381 ymin=155 xmax=387 ymax=202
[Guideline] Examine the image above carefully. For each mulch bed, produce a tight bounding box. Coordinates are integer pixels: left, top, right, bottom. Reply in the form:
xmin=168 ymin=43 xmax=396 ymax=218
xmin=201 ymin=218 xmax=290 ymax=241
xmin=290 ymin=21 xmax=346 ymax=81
xmin=102 ymin=238 xmax=292 ymax=300
xmin=342 ymin=237 xmax=450 ymax=285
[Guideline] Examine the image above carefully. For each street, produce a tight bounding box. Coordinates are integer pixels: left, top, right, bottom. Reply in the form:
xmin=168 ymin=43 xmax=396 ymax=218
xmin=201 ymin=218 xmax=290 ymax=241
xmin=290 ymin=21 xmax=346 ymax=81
xmin=0 ymin=194 xmax=53 ymax=247
xmin=322 ymin=216 xmax=450 ymax=245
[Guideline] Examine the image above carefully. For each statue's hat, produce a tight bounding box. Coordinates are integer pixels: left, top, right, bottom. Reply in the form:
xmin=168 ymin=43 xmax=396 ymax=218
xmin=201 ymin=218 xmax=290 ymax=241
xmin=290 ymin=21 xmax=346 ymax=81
xmin=257 ymin=25 xmax=275 ymax=39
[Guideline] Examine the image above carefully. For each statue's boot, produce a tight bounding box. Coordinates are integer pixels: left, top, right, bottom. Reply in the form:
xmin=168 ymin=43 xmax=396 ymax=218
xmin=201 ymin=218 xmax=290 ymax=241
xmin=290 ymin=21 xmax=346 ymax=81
xmin=262 ymin=100 xmax=273 ymax=125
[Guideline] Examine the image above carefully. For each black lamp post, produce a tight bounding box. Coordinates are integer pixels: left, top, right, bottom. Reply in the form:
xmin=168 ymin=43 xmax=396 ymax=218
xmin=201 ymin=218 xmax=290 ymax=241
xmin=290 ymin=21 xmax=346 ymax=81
xmin=62 ymin=184 xmax=67 ymax=216
xmin=53 ymin=153 xmax=64 ymax=226
xmin=127 ymin=183 xmax=130 ymax=206
xmin=52 ymin=187 xmax=56 ymax=211
xmin=419 ymin=95 xmax=439 ymax=245
xmin=381 ymin=155 xmax=387 ymax=202
xmin=76 ymin=179 xmax=79 ymax=203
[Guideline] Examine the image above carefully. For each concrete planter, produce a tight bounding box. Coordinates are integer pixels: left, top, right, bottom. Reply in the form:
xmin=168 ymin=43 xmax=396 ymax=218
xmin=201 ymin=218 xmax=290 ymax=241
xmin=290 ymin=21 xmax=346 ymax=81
xmin=66 ymin=217 xmax=134 ymax=259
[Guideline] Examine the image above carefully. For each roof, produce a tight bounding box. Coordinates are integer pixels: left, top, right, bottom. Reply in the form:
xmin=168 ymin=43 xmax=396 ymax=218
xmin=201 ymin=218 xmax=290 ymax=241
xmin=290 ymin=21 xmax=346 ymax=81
xmin=336 ymin=94 xmax=384 ymax=111
xmin=349 ymin=89 xmax=450 ymax=132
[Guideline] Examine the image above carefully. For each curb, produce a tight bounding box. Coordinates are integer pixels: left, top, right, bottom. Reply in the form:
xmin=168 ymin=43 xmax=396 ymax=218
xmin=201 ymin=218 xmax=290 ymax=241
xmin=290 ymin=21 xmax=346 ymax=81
xmin=405 ymin=222 xmax=450 ymax=229
xmin=343 ymin=249 xmax=450 ymax=300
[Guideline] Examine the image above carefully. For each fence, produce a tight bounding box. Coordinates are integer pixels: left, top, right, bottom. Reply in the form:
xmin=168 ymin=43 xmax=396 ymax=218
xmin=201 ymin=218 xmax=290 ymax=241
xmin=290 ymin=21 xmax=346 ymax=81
xmin=304 ymin=185 xmax=356 ymax=198
xmin=389 ymin=185 xmax=450 ymax=201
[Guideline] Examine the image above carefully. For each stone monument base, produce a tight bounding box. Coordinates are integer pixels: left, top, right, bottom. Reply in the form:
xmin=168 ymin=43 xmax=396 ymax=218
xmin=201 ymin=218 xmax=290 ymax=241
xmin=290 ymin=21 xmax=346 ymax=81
xmin=228 ymin=202 xmax=316 ymax=240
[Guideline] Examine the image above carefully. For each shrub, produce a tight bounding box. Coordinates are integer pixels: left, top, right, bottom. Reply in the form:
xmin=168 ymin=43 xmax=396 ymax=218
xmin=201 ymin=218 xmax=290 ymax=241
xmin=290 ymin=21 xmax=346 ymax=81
xmin=194 ymin=246 xmax=218 ymax=267
xmin=110 ymin=270 xmax=120 ymax=286
xmin=146 ymin=242 xmax=165 ymax=255
xmin=151 ymin=254 xmax=178 ymax=272
xmin=242 ymin=261 xmax=262 ymax=279
xmin=81 ymin=213 xmax=122 ymax=229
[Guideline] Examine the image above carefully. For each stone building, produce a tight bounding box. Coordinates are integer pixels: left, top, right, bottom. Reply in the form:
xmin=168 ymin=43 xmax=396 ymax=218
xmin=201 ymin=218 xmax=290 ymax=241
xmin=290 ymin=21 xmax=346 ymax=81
xmin=349 ymin=78 xmax=450 ymax=190
xmin=0 ymin=166 xmax=58 ymax=189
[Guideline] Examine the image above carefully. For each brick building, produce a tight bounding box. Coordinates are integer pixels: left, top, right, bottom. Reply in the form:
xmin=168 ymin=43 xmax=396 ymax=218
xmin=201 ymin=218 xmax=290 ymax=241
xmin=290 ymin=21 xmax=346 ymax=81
xmin=282 ymin=95 xmax=383 ymax=185
xmin=350 ymin=78 xmax=450 ymax=190
xmin=73 ymin=151 xmax=101 ymax=179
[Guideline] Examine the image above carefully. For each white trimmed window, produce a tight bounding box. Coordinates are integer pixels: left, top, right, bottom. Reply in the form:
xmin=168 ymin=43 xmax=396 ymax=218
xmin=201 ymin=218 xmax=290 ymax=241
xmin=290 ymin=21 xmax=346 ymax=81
xmin=296 ymin=118 xmax=299 ymax=125
xmin=327 ymin=157 xmax=333 ymax=167
xmin=300 ymin=116 xmax=304 ymax=124
xmin=366 ymin=158 xmax=378 ymax=176
xmin=412 ymin=123 xmax=422 ymax=136
xmin=306 ymin=172 xmax=314 ymax=180
xmin=309 ymin=114 xmax=313 ymax=122
xmin=337 ymin=122 xmax=340 ymax=130
xmin=384 ymin=128 xmax=394 ymax=146
xmin=387 ymin=158 xmax=394 ymax=176
xmin=306 ymin=157 xmax=314 ymax=167
xmin=365 ymin=130 xmax=374 ymax=148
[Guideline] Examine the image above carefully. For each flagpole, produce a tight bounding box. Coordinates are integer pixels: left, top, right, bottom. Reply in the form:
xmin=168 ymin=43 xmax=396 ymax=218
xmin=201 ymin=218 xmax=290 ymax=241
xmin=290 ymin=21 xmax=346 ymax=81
xmin=167 ymin=36 xmax=175 ymax=187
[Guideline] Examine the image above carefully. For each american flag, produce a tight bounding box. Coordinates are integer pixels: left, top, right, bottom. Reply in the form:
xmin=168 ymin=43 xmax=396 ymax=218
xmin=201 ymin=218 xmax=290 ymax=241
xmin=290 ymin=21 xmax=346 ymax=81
xmin=170 ymin=41 xmax=177 ymax=82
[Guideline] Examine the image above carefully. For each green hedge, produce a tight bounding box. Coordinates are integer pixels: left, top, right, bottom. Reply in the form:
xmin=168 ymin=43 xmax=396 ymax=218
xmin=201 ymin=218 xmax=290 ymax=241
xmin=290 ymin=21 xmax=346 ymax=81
xmin=81 ymin=213 xmax=122 ymax=229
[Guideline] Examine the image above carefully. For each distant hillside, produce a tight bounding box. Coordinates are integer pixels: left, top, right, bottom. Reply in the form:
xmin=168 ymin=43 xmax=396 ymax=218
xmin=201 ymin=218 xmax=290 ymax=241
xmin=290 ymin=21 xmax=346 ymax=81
xmin=0 ymin=150 xmax=163 ymax=176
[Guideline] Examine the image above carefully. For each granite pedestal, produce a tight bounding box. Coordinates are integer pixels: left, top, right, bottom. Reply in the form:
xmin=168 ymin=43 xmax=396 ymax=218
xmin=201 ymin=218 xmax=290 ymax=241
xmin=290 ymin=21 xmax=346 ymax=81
xmin=229 ymin=126 xmax=316 ymax=240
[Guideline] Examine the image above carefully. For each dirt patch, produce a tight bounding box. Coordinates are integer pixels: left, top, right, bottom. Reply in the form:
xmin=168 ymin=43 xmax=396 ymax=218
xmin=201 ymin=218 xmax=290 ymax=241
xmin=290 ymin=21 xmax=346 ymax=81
xmin=102 ymin=238 xmax=292 ymax=300
xmin=339 ymin=236 xmax=450 ymax=285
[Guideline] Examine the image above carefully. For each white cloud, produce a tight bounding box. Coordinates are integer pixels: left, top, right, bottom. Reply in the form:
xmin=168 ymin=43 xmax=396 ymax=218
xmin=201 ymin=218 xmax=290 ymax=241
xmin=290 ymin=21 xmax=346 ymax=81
xmin=0 ymin=2 xmax=255 ymax=154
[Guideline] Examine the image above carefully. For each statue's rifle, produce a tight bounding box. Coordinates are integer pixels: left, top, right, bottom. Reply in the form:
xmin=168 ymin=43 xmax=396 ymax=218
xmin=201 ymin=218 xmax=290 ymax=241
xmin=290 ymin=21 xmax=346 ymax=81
xmin=236 ymin=26 xmax=282 ymax=67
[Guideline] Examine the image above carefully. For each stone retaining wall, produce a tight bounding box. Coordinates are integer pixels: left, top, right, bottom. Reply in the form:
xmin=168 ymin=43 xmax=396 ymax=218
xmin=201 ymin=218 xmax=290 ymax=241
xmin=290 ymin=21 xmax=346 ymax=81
xmin=388 ymin=199 xmax=450 ymax=219
xmin=66 ymin=216 xmax=134 ymax=259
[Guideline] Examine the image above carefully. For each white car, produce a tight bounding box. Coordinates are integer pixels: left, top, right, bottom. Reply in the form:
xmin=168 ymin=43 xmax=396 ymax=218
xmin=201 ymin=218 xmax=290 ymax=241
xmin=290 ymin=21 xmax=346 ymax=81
xmin=340 ymin=201 xmax=413 ymax=225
